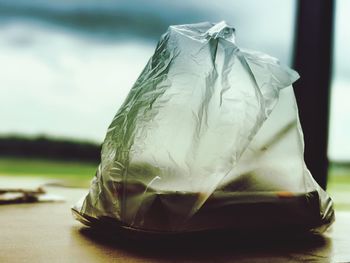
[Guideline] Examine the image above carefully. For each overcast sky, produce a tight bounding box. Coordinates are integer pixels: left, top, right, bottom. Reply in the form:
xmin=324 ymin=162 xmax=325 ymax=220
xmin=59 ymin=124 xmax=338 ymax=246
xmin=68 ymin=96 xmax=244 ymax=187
xmin=0 ymin=0 xmax=349 ymax=160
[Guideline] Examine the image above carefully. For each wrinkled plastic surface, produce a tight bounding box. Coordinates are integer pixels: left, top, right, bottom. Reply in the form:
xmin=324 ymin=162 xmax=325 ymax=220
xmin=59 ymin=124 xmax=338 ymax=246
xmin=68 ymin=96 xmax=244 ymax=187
xmin=73 ymin=21 xmax=334 ymax=234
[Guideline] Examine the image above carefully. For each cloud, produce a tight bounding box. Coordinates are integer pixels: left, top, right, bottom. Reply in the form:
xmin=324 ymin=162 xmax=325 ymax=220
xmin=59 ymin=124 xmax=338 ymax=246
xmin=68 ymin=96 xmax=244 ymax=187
xmin=333 ymin=0 xmax=350 ymax=82
xmin=0 ymin=23 xmax=154 ymax=142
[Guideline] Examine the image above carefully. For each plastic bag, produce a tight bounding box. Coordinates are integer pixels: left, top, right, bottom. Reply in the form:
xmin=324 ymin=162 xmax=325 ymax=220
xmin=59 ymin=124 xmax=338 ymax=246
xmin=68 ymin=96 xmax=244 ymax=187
xmin=72 ymin=21 xmax=334 ymax=234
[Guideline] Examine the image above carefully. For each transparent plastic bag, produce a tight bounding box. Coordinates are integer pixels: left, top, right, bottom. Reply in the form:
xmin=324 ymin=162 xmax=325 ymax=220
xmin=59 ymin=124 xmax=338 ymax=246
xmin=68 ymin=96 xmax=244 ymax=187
xmin=73 ymin=21 xmax=334 ymax=234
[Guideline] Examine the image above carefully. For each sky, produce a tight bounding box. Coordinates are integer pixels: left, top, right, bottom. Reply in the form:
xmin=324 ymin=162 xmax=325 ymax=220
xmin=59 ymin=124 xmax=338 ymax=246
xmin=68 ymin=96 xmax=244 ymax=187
xmin=328 ymin=0 xmax=350 ymax=161
xmin=0 ymin=0 xmax=349 ymax=160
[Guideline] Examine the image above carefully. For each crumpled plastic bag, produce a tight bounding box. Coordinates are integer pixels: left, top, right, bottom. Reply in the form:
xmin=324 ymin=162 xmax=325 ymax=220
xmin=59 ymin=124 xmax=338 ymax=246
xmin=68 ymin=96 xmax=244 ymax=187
xmin=72 ymin=21 xmax=334 ymax=234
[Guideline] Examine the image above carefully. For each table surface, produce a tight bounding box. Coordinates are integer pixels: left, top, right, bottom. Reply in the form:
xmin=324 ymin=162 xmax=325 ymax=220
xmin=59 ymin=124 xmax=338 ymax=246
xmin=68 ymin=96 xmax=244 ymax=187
xmin=1 ymin=184 xmax=350 ymax=263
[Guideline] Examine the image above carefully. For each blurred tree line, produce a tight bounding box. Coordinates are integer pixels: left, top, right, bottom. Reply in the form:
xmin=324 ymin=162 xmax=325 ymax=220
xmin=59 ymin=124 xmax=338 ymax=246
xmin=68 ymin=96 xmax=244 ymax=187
xmin=0 ymin=136 xmax=100 ymax=163
xmin=0 ymin=135 xmax=349 ymax=168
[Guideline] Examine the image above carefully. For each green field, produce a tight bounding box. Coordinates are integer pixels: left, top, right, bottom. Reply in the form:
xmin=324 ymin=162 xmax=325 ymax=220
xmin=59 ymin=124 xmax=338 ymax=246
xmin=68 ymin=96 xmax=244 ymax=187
xmin=1 ymin=157 xmax=350 ymax=210
xmin=0 ymin=157 xmax=96 ymax=187
xmin=327 ymin=164 xmax=350 ymax=210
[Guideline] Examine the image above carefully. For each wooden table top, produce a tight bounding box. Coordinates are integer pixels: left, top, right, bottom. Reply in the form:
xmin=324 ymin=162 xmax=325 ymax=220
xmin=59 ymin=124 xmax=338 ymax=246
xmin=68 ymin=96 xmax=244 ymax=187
xmin=1 ymin=185 xmax=350 ymax=263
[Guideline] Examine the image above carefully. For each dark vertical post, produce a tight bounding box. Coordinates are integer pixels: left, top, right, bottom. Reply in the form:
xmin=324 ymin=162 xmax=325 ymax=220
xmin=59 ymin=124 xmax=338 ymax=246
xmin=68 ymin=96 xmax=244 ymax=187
xmin=293 ymin=0 xmax=334 ymax=189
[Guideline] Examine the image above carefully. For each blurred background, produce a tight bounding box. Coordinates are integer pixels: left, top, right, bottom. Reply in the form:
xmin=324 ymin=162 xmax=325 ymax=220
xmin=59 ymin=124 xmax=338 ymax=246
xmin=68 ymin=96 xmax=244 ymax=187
xmin=0 ymin=0 xmax=349 ymax=208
